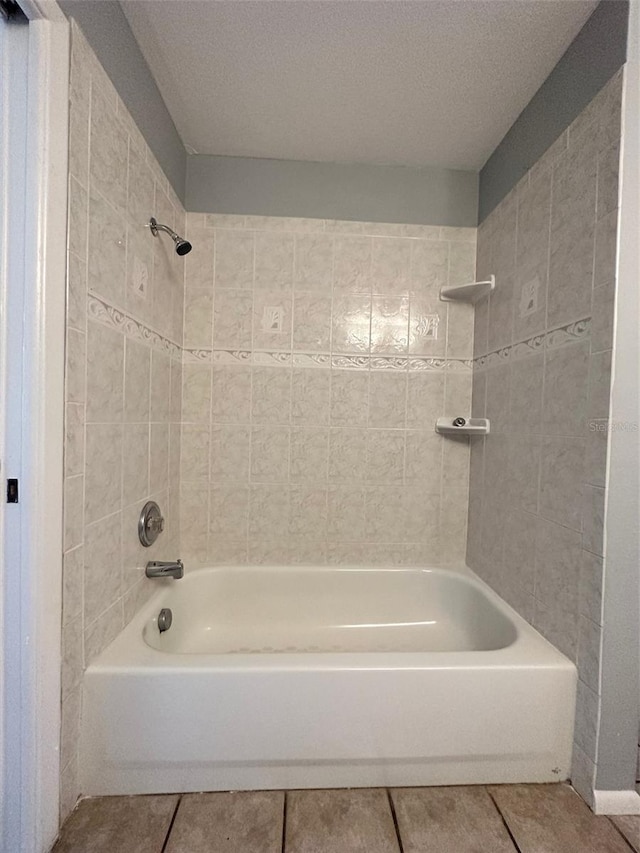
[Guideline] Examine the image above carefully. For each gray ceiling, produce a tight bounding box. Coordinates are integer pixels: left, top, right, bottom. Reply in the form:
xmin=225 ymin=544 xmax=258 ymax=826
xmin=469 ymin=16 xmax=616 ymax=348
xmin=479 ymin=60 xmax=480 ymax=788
xmin=121 ymin=0 xmax=598 ymax=170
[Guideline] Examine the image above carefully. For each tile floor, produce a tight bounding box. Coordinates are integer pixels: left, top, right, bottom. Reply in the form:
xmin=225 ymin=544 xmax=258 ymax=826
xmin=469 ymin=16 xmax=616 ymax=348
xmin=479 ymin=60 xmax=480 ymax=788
xmin=52 ymin=784 xmax=640 ymax=853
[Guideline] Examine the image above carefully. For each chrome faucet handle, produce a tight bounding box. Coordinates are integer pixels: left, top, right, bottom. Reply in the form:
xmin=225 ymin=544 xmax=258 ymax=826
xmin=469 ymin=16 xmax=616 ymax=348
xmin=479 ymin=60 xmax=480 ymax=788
xmin=139 ymin=501 xmax=165 ymax=547
xmin=146 ymin=515 xmax=165 ymax=533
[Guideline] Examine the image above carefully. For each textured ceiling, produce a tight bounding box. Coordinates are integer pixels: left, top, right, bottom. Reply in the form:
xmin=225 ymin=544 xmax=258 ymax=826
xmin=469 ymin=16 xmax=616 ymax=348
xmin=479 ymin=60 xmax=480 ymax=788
xmin=121 ymin=0 xmax=597 ymax=170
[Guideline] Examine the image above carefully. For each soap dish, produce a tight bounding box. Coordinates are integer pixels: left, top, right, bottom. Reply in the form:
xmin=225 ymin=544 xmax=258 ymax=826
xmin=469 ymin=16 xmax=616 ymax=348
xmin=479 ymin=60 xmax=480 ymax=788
xmin=435 ymin=417 xmax=490 ymax=436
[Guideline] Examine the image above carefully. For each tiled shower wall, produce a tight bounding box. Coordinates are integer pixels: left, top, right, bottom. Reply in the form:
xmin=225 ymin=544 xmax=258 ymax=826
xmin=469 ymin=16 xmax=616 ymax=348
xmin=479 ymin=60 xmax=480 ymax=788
xmin=61 ymin=23 xmax=184 ymax=819
xmin=179 ymin=215 xmax=476 ymax=567
xmin=466 ymin=71 xmax=622 ymax=801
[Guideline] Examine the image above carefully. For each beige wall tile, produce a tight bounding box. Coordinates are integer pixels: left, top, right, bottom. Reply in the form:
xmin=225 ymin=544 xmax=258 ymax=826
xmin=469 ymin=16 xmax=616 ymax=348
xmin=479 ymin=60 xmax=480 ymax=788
xmin=254 ymin=231 xmax=294 ymax=289
xmin=290 ymin=427 xmax=329 ymax=483
xmin=90 ymin=82 xmax=127 ymax=215
xmin=66 ymin=251 xmax=87 ymax=332
xmin=64 ymin=475 xmax=84 ymax=552
xmin=251 ymin=367 xmax=292 ymax=424
xmin=582 ymin=485 xmax=605 ymax=556
xmin=333 ymin=235 xmax=372 ymax=294
xmin=248 ymin=484 xmax=289 ymax=537
xmin=124 ymin=339 xmax=151 ymax=423
xmin=64 ymin=403 xmax=85 ymax=478
xmin=371 ymin=296 xmax=409 ymax=355
xmin=293 ymin=292 xmax=332 ymax=351
xmin=289 ymin=485 xmax=328 ymax=538
xmin=209 ymin=485 xmax=249 ymax=538
xmin=150 ymin=423 xmax=170 ymax=494
xmin=408 ymin=297 xmax=446 ymax=356
xmin=185 ymin=227 xmax=215 ymax=290
xmin=328 ymin=428 xmax=368 ymax=483
xmin=84 ymin=600 xmax=124 ymax=666
xmin=410 ymin=239 xmax=448 ymax=297
xmin=294 ymin=232 xmax=333 ymax=291
xmin=367 ymin=429 xmax=405 ymax=484
xmin=88 ymin=189 xmax=126 ymax=308
xmin=542 ymin=342 xmax=590 ymax=436
xmin=330 ymin=370 xmax=369 ymax=426
xmin=122 ymin=423 xmax=150 ymax=506
xmin=214 ymin=229 xmax=253 ymax=289
xmin=183 ymin=288 xmax=213 ymax=349
xmin=405 ymin=430 xmax=443 ymax=485
xmin=211 ymin=365 xmax=250 ymax=423
xmin=327 ymin=485 xmax=367 ymax=541
xmin=86 ymin=321 xmax=124 ymax=423
xmin=61 ymin=615 xmax=83 ymax=699
xmin=444 ymin=373 xmax=472 ymax=416
xmin=371 ymin=236 xmax=412 ymax=296
xmin=62 ymin=546 xmax=83 ymax=627
xmin=369 ymin=373 xmax=407 ymax=428
xmin=180 ymin=424 xmax=210 ymax=483
xmin=68 ymin=177 xmax=88 ymax=260
xmin=446 ymin=303 xmax=474 ymax=358
xmin=213 ymin=289 xmax=253 ymax=349
xmin=84 ymin=512 xmax=122 ymax=625
xmin=406 ymin=372 xmax=445 ymax=429
xmin=291 ymin=368 xmax=330 ymax=425
xmin=250 ymin=426 xmax=290 ymax=482
xmin=65 ymin=328 xmax=86 ymax=405
xmin=587 ymin=349 xmax=612 ymax=419
xmin=60 ymin=686 xmax=82 ymax=776
xmin=182 ymin=363 xmax=212 ymax=423
xmin=252 ymin=289 xmax=293 ymax=350
xmin=85 ymin=423 xmax=123 ymax=524
xmin=210 ymin=424 xmax=250 ymax=483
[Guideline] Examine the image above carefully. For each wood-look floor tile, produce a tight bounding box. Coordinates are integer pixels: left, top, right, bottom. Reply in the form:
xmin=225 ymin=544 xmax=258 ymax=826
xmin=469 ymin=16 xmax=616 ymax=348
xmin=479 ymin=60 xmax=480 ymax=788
xmin=285 ymin=788 xmax=400 ymax=853
xmin=489 ymin=783 xmax=632 ymax=853
xmin=611 ymin=815 xmax=640 ymax=852
xmin=51 ymin=795 xmax=179 ymax=853
xmin=390 ymin=786 xmax=518 ymax=852
xmin=164 ymin=791 xmax=284 ymax=853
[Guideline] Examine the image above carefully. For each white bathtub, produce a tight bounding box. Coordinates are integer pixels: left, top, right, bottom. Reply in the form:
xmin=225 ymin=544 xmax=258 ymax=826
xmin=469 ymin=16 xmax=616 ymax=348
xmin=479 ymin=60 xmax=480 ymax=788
xmin=81 ymin=565 xmax=577 ymax=795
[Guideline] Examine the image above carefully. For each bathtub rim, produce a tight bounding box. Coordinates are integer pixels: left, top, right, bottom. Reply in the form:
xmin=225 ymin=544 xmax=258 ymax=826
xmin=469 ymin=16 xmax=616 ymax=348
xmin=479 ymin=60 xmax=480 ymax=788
xmin=89 ymin=563 xmax=576 ymax=673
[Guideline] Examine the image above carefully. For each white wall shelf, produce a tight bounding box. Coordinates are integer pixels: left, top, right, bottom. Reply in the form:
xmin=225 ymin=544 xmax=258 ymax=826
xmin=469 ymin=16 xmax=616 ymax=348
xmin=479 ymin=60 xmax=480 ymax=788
xmin=439 ymin=274 xmax=495 ymax=303
xmin=435 ymin=417 xmax=490 ymax=437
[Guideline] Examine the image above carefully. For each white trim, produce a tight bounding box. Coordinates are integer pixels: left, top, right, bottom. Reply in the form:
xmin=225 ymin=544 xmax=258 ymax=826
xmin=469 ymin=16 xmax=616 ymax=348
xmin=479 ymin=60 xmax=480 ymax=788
xmin=24 ymin=15 xmax=69 ymax=849
xmin=0 ymin=2 xmax=69 ymax=851
xmin=593 ymin=789 xmax=640 ymax=815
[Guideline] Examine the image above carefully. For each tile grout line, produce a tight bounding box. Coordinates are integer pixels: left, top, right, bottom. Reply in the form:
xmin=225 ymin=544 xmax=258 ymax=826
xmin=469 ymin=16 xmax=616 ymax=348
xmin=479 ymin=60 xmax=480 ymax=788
xmin=607 ymin=816 xmax=638 ymax=853
xmin=385 ymin=788 xmax=405 ymax=853
xmin=281 ymin=790 xmax=288 ymax=853
xmin=160 ymin=795 xmax=182 ymax=853
xmin=486 ymin=789 xmax=524 ymax=853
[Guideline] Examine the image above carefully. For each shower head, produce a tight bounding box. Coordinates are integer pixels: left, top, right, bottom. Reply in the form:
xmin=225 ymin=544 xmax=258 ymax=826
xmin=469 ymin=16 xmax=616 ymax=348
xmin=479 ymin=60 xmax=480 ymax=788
xmin=149 ymin=217 xmax=192 ymax=256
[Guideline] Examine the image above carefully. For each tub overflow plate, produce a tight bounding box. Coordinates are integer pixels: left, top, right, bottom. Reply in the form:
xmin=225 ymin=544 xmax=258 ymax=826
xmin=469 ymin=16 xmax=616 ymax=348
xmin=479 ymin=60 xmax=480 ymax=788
xmin=158 ymin=608 xmax=173 ymax=633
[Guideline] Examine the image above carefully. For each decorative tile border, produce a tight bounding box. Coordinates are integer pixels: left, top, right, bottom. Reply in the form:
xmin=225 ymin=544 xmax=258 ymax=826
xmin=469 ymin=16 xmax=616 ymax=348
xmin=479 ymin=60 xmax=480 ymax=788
xmin=185 ymin=347 xmax=472 ymax=372
xmin=88 ymin=293 xmax=474 ymax=374
xmin=474 ymin=317 xmax=591 ymax=369
xmin=194 ymin=211 xmax=476 ymax=243
xmin=87 ymin=294 xmax=182 ymax=358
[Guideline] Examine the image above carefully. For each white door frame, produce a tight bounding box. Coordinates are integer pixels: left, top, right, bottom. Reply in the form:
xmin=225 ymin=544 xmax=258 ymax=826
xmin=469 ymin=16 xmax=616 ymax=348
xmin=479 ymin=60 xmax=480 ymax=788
xmin=0 ymin=1 xmax=68 ymax=851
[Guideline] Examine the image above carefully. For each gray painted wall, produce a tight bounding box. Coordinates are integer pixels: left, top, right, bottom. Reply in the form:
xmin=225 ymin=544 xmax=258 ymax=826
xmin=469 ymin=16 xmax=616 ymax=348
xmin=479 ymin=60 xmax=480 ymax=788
xmin=186 ymin=155 xmax=478 ymax=227
xmin=479 ymin=0 xmax=629 ymax=222
xmin=59 ymin=0 xmax=187 ymax=200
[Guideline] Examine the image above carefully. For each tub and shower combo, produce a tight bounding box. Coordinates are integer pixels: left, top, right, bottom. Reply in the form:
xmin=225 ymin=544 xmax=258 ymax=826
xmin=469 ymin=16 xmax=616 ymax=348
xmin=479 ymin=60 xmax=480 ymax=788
xmin=81 ymin=564 xmax=576 ymax=795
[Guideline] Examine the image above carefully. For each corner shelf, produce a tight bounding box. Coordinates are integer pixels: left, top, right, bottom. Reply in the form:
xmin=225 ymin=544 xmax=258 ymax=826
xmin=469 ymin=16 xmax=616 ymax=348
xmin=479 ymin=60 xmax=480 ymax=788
xmin=435 ymin=417 xmax=490 ymax=437
xmin=439 ymin=274 xmax=495 ymax=304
